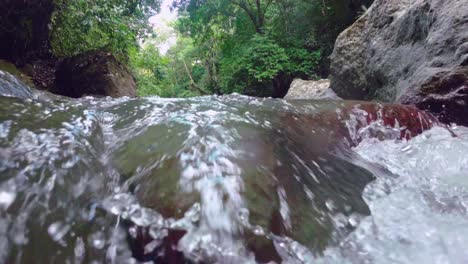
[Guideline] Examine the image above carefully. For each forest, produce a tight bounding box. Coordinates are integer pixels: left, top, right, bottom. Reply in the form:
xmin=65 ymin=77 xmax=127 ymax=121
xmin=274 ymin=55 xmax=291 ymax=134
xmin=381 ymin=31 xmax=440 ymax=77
xmin=45 ymin=0 xmax=372 ymax=98
xmin=0 ymin=0 xmax=372 ymax=98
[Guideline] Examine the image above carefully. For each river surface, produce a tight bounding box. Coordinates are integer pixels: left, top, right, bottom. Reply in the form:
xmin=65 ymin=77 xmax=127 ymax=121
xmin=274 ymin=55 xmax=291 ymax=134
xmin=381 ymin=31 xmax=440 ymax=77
xmin=0 ymin=71 xmax=467 ymax=263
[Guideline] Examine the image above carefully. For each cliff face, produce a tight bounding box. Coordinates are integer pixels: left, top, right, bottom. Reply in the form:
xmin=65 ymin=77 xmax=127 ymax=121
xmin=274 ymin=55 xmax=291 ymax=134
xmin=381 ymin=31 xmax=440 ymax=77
xmin=53 ymin=51 xmax=136 ymax=98
xmin=0 ymin=0 xmax=54 ymax=63
xmin=329 ymin=0 xmax=468 ymax=125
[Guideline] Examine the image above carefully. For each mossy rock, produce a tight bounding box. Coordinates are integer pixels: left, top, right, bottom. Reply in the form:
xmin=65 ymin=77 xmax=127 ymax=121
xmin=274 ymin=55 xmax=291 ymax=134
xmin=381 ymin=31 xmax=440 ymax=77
xmin=0 ymin=60 xmax=35 ymax=88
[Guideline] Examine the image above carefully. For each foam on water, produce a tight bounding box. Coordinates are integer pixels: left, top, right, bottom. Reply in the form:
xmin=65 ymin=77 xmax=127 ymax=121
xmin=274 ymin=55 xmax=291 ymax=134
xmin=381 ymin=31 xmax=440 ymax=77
xmin=0 ymin=88 xmax=466 ymax=263
xmin=317 ymin=126 xmax=468 ymax=264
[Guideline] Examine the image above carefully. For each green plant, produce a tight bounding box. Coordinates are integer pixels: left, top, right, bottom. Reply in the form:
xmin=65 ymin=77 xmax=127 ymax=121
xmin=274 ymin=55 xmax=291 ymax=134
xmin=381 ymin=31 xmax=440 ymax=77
xmin=50 ymin=0 xmax=160 ymax=60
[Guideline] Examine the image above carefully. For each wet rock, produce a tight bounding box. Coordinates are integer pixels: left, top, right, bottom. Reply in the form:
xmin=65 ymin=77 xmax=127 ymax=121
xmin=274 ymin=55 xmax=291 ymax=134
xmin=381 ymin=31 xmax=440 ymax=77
xmin=53 ymin=50 xmax=136 ymax=98
xmin=0 ymin=60 xmax=35 ymax=88
xmin=0 ymin=0 xmax=54 ymax=63
xmin=329 ymin=0 xmax=468 ymax=125
xmin=284 ymin=79 xmax=341 ymax=100
xmin=0 ymin=94 xmax=443 ymax=263
xmin=411 ymin=66 xmax=468 ymax=125
xmin=21 ymin=58 xmax=60 ymax=90
xmin=112 ymin=99 xmax=438 ymax=262
xmin=0 ymin=70 xmax=36 ymax=100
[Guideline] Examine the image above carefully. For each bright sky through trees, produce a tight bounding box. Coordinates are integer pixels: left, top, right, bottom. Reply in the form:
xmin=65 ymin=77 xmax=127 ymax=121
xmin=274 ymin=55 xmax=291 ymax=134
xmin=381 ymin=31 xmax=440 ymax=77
xmin=149 ymin=0 xmax=177 ymax=54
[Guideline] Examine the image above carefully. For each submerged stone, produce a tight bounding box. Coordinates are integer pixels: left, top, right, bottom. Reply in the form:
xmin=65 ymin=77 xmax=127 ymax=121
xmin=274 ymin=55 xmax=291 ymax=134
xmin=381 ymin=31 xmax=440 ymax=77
xmin=0 ymin=94 xmax=451 ymax=263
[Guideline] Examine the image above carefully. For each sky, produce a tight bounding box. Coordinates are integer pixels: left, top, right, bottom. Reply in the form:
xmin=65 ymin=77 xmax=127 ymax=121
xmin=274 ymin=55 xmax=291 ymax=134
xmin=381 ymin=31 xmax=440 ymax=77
xmin=148 ymin=0 xmax=178 ymax=54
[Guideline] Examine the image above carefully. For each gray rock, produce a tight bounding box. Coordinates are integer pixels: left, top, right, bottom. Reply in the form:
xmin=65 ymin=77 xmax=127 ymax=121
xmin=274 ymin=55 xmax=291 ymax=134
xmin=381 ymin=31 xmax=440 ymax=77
xmin=53 ymin=50 xmax=136 ymax=98
xmin=284 ymin=79 xmax=341 ymax=100
xmin=329 ymin=0 xmax=468 ymax=125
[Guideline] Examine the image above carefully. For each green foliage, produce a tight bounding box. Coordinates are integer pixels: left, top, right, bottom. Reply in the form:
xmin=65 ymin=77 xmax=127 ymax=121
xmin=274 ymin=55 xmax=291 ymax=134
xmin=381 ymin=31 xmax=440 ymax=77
xmin=217 ymin=35 xmax=321 ymax=95
xmin=285 ymin=47 xmax=321 ymax=79
xmin=219 ymin=35 xmax=287 ymax=94
xmin=50 ymin=0 xmax=160 ymax=60
xmin=244 ymin=35 xmax=288 ymax=82
xmin=164 ymin=0 xmax=371 ymax=97
xmin=47 ymin=0 xmax=371 ymax=98
xmin=129 ymin=44 xmax=169 ymax=97
xmin=48 ymin=0 xmax=173 ymax=97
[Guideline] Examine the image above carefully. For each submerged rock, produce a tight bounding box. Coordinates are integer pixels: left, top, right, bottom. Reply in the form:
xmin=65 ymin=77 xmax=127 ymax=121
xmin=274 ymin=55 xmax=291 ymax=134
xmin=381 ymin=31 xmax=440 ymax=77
xmin=284 ymin=79 xmax=341 ymax=100
xmin=53 ymin=50 xmax=136 ymax=98
xmin=111 ymin=98 xmax=438 ymax=262
xmin=0 ymin=93 xmax=444 ymax=263
xmin=329 ymin=0 xmax=468 ymax=125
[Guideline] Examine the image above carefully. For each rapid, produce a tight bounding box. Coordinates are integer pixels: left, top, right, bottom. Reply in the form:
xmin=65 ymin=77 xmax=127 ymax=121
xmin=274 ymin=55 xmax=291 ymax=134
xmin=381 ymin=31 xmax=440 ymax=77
xmin=0 ymin=71 xmax=467 ymax=263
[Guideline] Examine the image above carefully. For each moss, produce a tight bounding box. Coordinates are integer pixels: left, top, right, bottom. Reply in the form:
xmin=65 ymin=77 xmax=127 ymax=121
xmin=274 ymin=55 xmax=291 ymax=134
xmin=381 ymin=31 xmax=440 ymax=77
xmin=0 ymin=60 xmax=35 ymax=87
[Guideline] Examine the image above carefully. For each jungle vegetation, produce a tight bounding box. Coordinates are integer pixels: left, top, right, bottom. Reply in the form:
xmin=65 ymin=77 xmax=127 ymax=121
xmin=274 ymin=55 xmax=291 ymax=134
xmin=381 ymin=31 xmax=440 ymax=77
xmin=2 ymin=0 xmax=373 ymax=97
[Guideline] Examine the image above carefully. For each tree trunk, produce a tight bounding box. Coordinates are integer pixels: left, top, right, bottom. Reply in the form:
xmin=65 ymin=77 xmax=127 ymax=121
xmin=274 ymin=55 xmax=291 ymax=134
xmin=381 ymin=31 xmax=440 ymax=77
xmin=182 ymin=59 xmax=207 ymax=95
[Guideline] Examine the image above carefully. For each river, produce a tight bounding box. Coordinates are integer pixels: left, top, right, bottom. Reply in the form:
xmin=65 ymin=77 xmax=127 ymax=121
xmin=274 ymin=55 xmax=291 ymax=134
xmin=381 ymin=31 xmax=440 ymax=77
xmin=0 ymin=70 xmax=467 ymax=263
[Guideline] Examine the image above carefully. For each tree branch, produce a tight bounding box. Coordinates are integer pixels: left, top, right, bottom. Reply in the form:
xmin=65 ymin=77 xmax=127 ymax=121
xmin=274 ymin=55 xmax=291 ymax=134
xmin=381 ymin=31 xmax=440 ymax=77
xmin=228 ymin=0 xmax=262 ymax=33
xmin=182 ymin=58 xmax=208 ymax=95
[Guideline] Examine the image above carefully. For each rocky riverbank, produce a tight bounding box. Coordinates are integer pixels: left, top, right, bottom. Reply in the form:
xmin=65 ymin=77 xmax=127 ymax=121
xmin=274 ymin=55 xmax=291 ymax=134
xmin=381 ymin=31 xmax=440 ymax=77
xmin=0 ymin=0 xmax=136 ymax=98
xmin=328 ymin=0 xmax=468 ymax=125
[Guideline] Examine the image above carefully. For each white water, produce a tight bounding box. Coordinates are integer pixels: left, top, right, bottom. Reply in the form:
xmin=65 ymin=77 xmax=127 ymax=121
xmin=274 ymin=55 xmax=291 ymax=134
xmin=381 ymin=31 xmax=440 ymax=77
xmin=317 ymin=126 xmax=468 ymax=264
xmin=1 ymin=74 xmax=467 ymax=263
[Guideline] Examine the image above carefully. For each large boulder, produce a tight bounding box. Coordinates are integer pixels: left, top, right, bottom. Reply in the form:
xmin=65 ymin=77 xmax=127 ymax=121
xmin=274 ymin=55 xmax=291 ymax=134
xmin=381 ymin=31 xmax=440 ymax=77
xmin=284 ymin=79 xmax=341 ymax=100
xmin=53 ymin=51 xmax=136 ymax=98
xmin=329 ymin=0 xmax=468 ymax=125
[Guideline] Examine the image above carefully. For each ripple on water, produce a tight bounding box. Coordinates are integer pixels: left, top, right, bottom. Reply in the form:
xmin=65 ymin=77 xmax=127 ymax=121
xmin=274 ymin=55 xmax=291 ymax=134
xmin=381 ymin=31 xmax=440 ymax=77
xmin=0 ymin=94 xmax=466 ymax=263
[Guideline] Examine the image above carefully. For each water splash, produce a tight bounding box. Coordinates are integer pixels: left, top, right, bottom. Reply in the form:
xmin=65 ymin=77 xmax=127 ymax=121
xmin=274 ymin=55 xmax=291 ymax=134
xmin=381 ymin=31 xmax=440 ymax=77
xmin=316 ymin=126 xmax=468 ymax=264
xmin=0 ymin=90 xmax=465 ymax=263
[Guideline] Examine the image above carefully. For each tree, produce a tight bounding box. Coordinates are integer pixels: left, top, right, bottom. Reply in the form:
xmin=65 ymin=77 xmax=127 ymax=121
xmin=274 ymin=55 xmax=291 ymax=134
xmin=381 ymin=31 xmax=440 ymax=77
xmin=129 ymin=44 xmax=169 ymax=96
xmin=227 ymin=0 xmax=274 ymax=34
xmin=50 ymin=0 xmax=162 ymax=60
xmin=123 ymin=0 xmax=373 ymax=97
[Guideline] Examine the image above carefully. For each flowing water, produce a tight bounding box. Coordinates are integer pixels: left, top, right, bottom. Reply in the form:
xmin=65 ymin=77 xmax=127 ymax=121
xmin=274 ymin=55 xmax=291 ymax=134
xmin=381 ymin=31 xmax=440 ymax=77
xmin=0 ymin=71 xmax=467 ymax=263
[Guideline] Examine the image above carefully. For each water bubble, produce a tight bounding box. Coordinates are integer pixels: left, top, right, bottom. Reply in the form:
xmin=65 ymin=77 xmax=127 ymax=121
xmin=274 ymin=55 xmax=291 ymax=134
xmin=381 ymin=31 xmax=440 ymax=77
xmin=252 ymin=226 xmax=265 ymax=236
xmin=128 ymin=226 xmax=138 ymax=238
xmin=325 ymin=199 xmax=336 ymax=211
xmin=74 ymin=237 xmax=85 ymax=259
xmin=90 ymin=232 xmax=106 ymax=249
xmin=130 ymin=208 xmax=163 ymax=227
xmin=185 ymin=203 xmax=201 ymax=223
xmin=144 ymin=240 xmax=160 ymax=254
xmin=106 ymin=244 xmax=117 ymax=262
xmin=102 ymin=193 xmax=136 ymax=216
xmin=0 ymin=121 xmax=12 ymax=138
xmin=149 ymin=226 xmax=168 ymax=241
xmin=48 ymin=221 xmax=70 ymax=242
xmin=348 ymin=214 xmax=361 ymax=227
xmin=0 ymin=190 xmax=16 ymax=209
xmin=238 ymin=208 xmax=250 ymax=226
xmin=400 ymin=145 xmax=412 ymax=153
